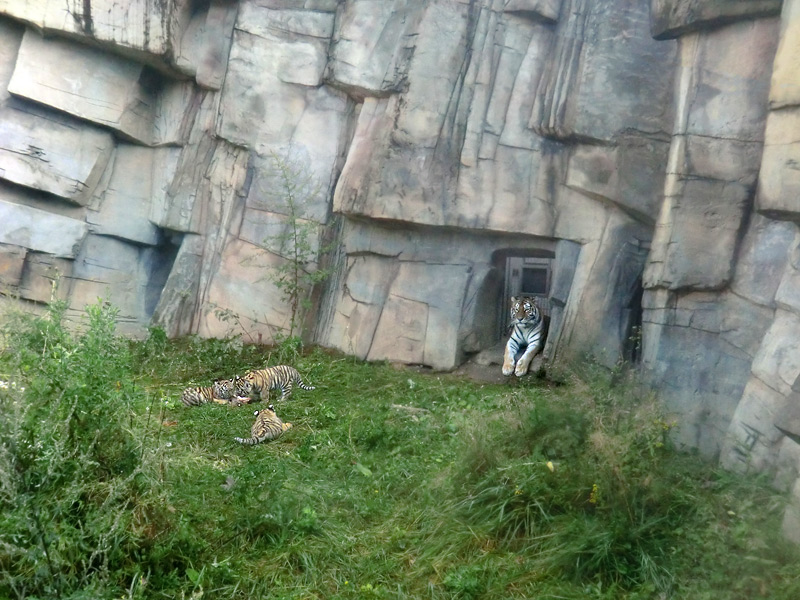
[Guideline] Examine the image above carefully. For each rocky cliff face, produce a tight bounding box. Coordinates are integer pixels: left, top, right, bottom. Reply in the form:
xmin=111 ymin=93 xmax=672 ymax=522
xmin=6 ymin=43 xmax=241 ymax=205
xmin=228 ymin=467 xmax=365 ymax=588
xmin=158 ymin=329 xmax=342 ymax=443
xmin=1 ymin=0 xmax=799 ymax=536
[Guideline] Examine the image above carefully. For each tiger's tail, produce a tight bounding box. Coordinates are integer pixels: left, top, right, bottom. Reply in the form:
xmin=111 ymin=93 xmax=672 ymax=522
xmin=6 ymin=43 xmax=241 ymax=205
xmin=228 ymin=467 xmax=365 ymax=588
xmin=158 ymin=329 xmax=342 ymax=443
xmin=296 ymin=379 xmax=315 ymax=391
xmin=234 ymin=436 xmax=259 ymax=445
xmin=279 ymin=365 xmax=314 ymax=391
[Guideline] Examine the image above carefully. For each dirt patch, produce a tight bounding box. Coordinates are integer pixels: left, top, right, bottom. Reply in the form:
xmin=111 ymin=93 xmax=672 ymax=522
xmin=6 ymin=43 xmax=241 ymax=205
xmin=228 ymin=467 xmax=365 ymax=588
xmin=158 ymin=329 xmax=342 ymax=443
xmin=453 ymin=353 xmax=547 ymax=385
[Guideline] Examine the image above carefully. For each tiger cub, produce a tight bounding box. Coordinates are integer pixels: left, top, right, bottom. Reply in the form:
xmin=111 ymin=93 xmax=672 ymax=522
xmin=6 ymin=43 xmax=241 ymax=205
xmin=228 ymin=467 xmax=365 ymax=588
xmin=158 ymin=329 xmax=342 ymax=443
xmin=233 ymin=365 xmax=315 ymax=403
xmin=234 ymin=405 xmax=293 ymax=445
xmin=502 ymin=296 xmax=545 ymax=377
xmin=181 ymin=378 xmax=243 ymax=407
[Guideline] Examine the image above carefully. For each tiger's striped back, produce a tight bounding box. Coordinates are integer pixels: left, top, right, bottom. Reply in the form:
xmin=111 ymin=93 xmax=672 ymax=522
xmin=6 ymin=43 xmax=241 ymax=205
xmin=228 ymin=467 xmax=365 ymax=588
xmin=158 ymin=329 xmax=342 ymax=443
xmin=234 ymin=405 xmax=292 ymax=445
xmin=234 ymin=365 xmax=315 ymax=403
xmin=181 ymin=378 xmax=235 ymax=407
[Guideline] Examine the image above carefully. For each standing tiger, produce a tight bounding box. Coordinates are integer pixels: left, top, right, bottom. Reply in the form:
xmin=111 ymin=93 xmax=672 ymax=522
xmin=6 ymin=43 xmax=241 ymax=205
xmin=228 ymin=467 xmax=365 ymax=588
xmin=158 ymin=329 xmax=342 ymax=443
xmin=181 ymin=378 xmax=245 ymax=407
xmin=233 ymin=365 xmax=315 ymax=403
xmin=234 ymin=405 xmax=293 ymax=445
xmin=502 ymin=296 xmax=545 ymax=377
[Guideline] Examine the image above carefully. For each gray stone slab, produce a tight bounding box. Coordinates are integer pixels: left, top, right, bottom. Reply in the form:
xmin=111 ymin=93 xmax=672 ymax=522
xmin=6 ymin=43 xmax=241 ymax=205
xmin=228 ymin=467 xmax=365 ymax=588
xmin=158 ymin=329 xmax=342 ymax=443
xmin=217 ymin=25 xmax=350 ymax=187
xmin=0 ymin=18 xmax=22 ymax=103
xmin=8 ymin=30 xmax=155 ymax=142
xmin=566 ymin=140 xmax=669 ymax=224
xmin=239 ymin=207 xmax=321 ymax=259
xmin=751 ymin=309 xmax=800 ymax=397
xmin=720 ymin=294 xmax=774 ymax=359
xmin=683 ymin=19 xmax=778 ymax=143
xmin=651 ymin=0 xmax=781 ymax=40
xmin=757 ymin=107 xmax=800 ymax=220
xmin=328 ymin=0 xmax=419 ymax=96
xmin=366 ymin=261 xmax=471 ymax=369
xmin=0 ymin=105 xmax=114 ymax=204
xmin=720 ymin=376 xmax=786 ymax=472
xmin=731 ymin=215 xmax=796 ymax=307
xmin=197 ymin=238 xmax=294 ymax=341
xmin=531 ymin=0 xmax=676 ymax=143
xmin=0 ymin=199 xmax=87 ymax=258
xmin=68 ymin=234 xmax=148 ymax=323
xmin=0 ymin=0 xmax=193 ymax=74
xmin=19 ymin=252 xmax=73 ymax=303
xmin=645 ymin=180 xmax=751 ymax=291
xmin=0 ymin=243 xmax=25 ymax=288
xmin=770 ymin=0 xmax=800 ymax=109
xmin=503 ymin=0 xmax=561 ymax=22
xmin=195 ymin=0 xmax=239 ymax=90
xmin=641 ymin=313 xmax=751 ymax=457
xmin=775 ymin=234 xmax=800 ymax=314
xmin=234 ymin=4 xmax=333 ymax=86
xmin=87 ymin=145 xmax=161 ymax=246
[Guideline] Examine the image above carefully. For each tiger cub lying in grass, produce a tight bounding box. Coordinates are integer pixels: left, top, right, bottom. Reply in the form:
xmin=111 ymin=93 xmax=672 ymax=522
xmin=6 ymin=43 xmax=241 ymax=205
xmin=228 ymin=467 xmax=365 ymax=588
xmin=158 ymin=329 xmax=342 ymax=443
xmin=181 ymin=378 xmax=250 ymax=407
xmin=235 ymin=405 xmax=292 ymax=445
xmin=233 ymin=365 xmax=315 ymax=403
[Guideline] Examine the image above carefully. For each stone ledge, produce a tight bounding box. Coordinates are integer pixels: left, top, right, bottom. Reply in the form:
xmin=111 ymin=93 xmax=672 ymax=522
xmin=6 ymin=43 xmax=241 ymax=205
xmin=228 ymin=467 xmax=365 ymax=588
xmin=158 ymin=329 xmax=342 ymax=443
xmin=0 ymin=104 xmax=114 ymax=204
xmin=0 ymin=0 xmax=193 ymax=76
xmin=650 ymin=0 xmax=781 ymax=40
xmin=0 ymin=199 xmax=87 ymax=258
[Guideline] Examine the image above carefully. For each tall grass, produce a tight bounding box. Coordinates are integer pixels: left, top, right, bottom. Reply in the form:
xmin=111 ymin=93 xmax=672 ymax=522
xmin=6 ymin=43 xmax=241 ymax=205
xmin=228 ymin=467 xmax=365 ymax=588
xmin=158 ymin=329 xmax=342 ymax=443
xmin=1 ymin=299 xmax=799 ymax=599
xmin=448 ymin=373 xmax=686 ymax=591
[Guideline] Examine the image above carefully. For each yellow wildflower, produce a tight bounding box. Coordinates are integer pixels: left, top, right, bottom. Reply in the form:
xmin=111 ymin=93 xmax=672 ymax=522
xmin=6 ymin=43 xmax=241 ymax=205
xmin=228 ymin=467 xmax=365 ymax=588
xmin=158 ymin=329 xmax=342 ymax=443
xmin=589 ymin=483 xmax=599 ymax=504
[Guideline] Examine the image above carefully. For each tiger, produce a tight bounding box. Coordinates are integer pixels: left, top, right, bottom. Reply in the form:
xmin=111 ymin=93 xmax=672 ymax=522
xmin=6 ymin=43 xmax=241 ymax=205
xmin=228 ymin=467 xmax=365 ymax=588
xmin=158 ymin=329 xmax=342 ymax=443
xmin=181 ymin=377 xmax=245 ymax=407
xmin=234 ymin=405 xmax=293 ymax=445
xmin=502 ymin=296 xmax=545 ymax=377
xmin=233 ymin=365 xmax=315 ymax=403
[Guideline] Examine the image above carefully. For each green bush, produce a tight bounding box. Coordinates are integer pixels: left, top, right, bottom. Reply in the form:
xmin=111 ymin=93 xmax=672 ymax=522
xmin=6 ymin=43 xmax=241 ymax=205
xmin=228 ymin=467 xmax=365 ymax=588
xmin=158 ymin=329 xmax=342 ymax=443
xmin=0 ymin=297 xmax=146 ymax=598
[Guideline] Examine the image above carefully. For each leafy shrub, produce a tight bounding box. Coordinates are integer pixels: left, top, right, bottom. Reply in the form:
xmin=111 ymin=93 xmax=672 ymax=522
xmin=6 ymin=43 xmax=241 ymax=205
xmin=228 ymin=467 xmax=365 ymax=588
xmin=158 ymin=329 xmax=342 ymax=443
xmin=0 ymin=296 xmax=146 ymax=598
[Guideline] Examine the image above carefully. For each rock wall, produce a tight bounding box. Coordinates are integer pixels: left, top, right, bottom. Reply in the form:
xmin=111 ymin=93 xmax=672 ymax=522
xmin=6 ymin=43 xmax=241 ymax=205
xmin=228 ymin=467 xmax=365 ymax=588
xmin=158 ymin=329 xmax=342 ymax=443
xmin=1 ymin=0 xmax=800 ymax=535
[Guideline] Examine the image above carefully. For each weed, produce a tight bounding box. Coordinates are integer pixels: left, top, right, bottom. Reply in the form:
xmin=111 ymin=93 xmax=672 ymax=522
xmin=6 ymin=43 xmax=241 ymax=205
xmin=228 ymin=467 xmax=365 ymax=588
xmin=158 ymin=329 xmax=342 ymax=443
xmin=245 ymin=150 xmax=335 ymax=341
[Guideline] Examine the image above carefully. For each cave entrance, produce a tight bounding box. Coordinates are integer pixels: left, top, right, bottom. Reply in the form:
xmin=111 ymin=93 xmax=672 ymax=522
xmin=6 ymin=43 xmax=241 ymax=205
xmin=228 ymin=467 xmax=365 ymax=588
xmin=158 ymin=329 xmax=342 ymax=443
xmin=493 ymin=249 xmax=555 ymax=342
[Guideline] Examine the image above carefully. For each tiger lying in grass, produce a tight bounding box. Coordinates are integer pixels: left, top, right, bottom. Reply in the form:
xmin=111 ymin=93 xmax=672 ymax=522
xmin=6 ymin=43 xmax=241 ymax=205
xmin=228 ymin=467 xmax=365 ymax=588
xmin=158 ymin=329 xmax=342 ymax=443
xmin=233 ymin=365 xmax=315 ymax=403
xmin=181 ymin=378 xmax=250 ymax=407
xmin=234 ymin=405 xmax=292 ymax=445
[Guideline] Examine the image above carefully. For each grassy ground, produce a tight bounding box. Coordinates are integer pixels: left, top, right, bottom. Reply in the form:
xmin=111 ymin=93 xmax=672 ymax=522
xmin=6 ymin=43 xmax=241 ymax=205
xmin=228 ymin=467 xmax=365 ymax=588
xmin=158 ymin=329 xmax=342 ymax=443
xmin=1 ymin=301 xmax=800 ymax=599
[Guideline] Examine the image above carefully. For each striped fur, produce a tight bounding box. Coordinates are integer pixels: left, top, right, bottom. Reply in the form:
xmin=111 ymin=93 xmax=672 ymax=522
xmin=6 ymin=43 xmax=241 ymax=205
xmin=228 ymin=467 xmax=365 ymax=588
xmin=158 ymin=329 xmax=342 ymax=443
xmin=234 ymin=405 xmax=292 ymax=445
xmin=181 ymin=378 xmax=236 ymax=407
xmin=234 ymin=365 xmax=315 ymax=403
xmin=502 ymin=296 xmax=544 ymax=377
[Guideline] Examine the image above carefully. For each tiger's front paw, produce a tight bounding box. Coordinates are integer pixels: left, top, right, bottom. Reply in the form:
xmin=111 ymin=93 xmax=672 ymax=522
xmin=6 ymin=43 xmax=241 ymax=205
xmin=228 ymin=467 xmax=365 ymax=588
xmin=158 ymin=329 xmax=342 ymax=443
xmin=502 ymin=362 xmax=515 ymax=376
xmin=514 ymin=366 xmax=528 ymax=377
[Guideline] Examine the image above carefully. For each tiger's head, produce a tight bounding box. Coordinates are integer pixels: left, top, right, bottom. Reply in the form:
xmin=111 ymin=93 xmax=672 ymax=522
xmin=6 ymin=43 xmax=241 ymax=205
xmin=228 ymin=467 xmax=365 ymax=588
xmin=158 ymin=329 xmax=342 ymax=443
xmin=234 ymin=373 xmax=252 ymax=398
xmin=212 ymin=378 xmax=235 ymax=399
xmin=255 ymin=405 xmax=277 ymax=419
xmin=510 ymin=296 xmax=540 ymax=324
